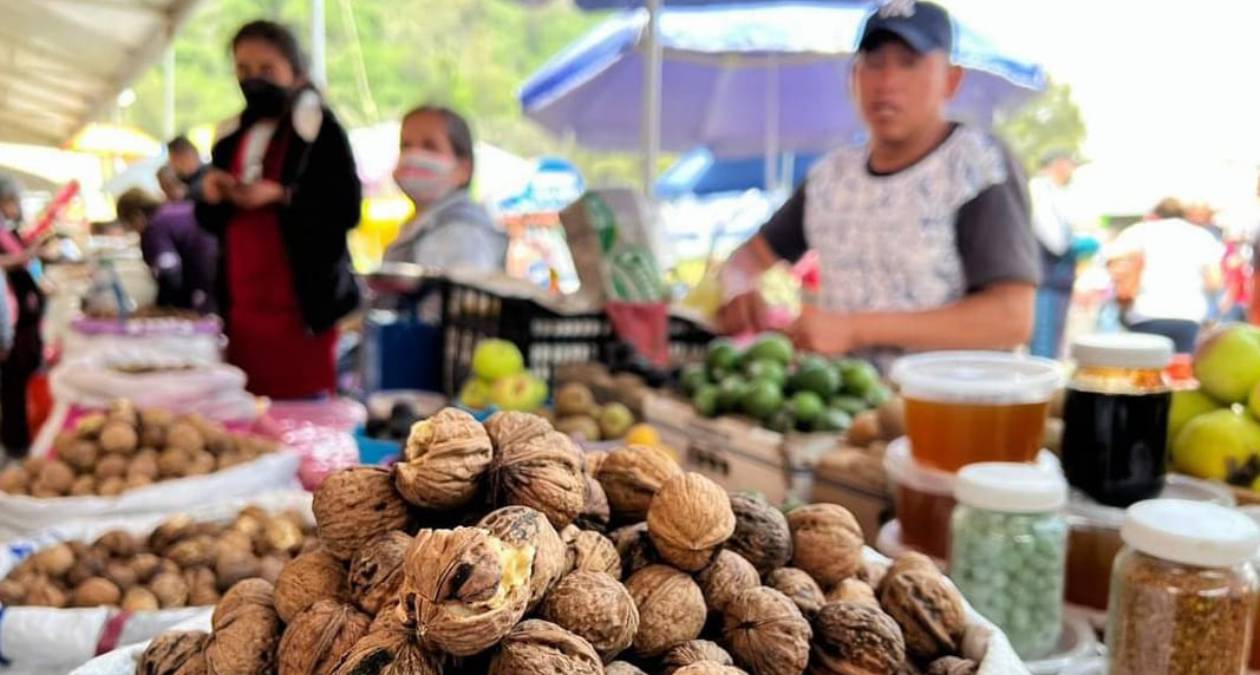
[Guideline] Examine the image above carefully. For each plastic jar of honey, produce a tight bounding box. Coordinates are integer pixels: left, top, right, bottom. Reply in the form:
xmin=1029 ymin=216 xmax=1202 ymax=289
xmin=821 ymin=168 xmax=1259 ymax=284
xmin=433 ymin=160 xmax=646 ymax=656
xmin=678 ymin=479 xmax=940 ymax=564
xmin=1062 ymin=334 xmax=1174 ymax=508
xmin=890 ymin=352 xmax=1062 ymax=471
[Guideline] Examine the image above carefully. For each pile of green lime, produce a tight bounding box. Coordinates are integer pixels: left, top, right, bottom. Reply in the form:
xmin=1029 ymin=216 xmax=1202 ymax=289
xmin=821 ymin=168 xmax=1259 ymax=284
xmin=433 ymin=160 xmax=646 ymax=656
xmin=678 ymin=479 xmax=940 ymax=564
xmin=679 ymin=333 xmax=892 ymax=433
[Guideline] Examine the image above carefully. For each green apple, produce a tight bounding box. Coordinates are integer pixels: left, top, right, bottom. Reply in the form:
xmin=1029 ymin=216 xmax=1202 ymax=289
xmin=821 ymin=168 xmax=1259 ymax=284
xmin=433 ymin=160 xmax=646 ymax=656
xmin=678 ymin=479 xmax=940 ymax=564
xmin=598 ymin=403 xmax=635 ymax=440
xmin=458 ymin=378 xmax=493 ymax=409
xmin=491 ymin=372 xmax=546 ymax=412
xmin=472 ymin=339 xmax=525 ymax=381
xmin=1194 ymin=325 xmax=1260 ymax=404
xmin=1171 ymin=407 xmax=1260 ymax=481
xmin=1169 ymin=388 xmax=1222 ymax=443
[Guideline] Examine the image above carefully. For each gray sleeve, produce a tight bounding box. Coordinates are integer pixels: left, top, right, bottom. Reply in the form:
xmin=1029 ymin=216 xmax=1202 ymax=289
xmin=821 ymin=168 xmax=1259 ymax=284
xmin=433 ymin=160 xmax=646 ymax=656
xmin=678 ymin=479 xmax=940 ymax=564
xmin=756 ymin=184 xmax=808 ymax=263
xmin=955 ymin=146 xmax=1041 ymax=291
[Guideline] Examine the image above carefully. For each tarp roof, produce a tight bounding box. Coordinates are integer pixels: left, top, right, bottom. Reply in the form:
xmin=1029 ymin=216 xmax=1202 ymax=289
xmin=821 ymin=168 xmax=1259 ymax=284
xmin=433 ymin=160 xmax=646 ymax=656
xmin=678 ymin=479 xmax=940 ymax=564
xmin=0 ymin=0 xmax=202 ymax=146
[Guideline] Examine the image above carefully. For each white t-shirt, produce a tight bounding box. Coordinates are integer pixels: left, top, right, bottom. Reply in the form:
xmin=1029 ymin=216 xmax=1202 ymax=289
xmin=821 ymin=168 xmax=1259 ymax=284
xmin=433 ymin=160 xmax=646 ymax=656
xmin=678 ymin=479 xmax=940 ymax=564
xmin=1111 ymin=218 xmax=1224 ymax=323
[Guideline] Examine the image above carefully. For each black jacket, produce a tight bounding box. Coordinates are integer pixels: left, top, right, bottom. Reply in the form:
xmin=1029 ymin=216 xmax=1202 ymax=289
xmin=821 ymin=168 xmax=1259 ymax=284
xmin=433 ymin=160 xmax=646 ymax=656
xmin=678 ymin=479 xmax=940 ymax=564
xmin=195 ymin=91 xmax=361 ymax=334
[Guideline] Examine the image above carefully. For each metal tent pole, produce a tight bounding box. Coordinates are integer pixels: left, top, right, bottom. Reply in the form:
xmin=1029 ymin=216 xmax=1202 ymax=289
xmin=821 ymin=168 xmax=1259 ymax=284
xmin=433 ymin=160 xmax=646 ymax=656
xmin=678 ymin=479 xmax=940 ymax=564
xmin=311 ymin=0 xmax=327 ymax=88
xmin=641 ymin=0 xmax=662 ymax=197
xmin=162 ymin=45 xmax=175 ymax=140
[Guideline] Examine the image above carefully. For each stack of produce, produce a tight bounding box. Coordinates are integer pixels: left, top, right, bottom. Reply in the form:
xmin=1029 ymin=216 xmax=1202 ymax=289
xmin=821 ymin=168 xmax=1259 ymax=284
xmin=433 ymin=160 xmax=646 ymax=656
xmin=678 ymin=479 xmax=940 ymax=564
xmin=681 ymin=334 xmax=891 ymax=433
xmin=553 ymin=381 xmax=656 ymax=445
xmin=0 ymin=400 xmax=278 ymax=498
xmin=457 ymin=339 xmax=548 ymax=413
xmin=135 ymin=407 xmax=1001 ymax=674
xmin=813 ymin=397 xmax=908 ymax=494
xmin=0 ymin=506 xmax=314 ymax=610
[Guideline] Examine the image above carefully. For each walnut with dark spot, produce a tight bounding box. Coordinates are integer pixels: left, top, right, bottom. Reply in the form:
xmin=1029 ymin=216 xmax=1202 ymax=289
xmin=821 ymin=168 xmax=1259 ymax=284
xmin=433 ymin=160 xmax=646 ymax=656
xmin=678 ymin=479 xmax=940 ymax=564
xmin=879 ymin=559 xmax=967 ymax=664
xmin=136 ymin=630 xmax=209 ymax=675
xmin=727 ymin=494 xmax=792 ymax=576
xmin=574 ymin=475 xmax=610 ymax=532
xmin=610 ymin=522 xmax=658 ymax=578
xmin=812 ymin=601 xmax=906 ymax=675
xmin=278 ymin=600 xmax=372 ymax=675
xmin=348 ymin=531 xmax=411 ymax=616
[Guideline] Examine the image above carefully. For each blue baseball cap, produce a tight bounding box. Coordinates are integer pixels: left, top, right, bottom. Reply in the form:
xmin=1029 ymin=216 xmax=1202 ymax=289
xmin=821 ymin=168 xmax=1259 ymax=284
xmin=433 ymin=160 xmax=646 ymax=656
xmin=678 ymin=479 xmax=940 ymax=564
xmin=858 ymin=1 xmax=954 ymax=56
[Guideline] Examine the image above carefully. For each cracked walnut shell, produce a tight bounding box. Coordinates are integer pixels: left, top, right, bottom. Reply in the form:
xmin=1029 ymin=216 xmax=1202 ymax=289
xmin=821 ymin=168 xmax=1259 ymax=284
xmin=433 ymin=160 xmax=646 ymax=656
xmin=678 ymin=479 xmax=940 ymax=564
xmin=625 ymin=565 xmax=706 ymax=658
xmin=394 ymin=408 xmax=492 ymax=509
xmin=540 ymin=570 xmax=639 ymax=662
xmin=136 ymin=630 xmax=209 ymax=675
xmin=489 ymin=429 xmax=586 ymax=530
xmin=596 ymin=445 xmax=682 ymax=520
xmin=275 ymin=549 xmax=351 ymax=624
xmin=879 ymin=562 xmax=966 ymax=664
xmin=348 ymin=531 xmax=411 ymax=616
xmin=811 ymin=601 xmax=906 ymax=675
xmin=398 ymin=527 xmax=533 ymax=657
xmin=278 ymin=600 xmax=372 ymax=675
xmin=722 ymin=586 xmax=812 ymax=675
xmin=786 ymin=503 xmax=864 ymax=588
xmin=314 ymin=467 xmax=411 ymax=561
xmin=696 ymin=550 xmax=759 ymax=615
xmin=478 ymin=506 xmax=565 ymax=611
xmin=647 ymin=472 xmax=735 ymax=571
xmin=488 ymin=619 xmax=603 ymax=675
xmin=727 ymin=493 xmax=792 ymax=576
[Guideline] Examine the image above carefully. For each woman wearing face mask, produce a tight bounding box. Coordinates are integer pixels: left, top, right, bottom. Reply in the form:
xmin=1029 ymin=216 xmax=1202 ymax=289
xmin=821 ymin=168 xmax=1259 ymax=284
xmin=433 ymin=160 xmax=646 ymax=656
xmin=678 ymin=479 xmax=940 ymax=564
xmin=382 ymin=106 xmax=505 ymax=270
xmin=195 ymin=20 xmax=361 ymax=399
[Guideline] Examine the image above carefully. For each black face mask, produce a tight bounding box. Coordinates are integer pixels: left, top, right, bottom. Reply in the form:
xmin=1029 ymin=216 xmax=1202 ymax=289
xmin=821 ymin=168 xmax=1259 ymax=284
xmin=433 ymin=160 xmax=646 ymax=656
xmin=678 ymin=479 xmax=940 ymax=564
xmin=239 ymin=77 xmax=290 ymax=119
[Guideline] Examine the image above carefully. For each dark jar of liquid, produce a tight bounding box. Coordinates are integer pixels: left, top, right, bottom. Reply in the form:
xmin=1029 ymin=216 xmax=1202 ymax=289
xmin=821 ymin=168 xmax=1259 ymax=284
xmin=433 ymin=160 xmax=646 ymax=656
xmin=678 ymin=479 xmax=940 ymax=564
xmin=1061 ymin=334 xmax=1174 ymax=508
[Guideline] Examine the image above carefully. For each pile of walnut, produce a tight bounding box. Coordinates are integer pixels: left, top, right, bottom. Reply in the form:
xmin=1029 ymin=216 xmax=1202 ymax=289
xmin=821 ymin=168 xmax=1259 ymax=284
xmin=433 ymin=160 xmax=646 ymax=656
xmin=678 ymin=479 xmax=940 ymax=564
xmin=0 ymin=506 xmax=314 ymax=611
xmin=0 ymin=400 xmax=278 ymax=498
xmin=136 ymin=407 xmax=978 ymax=675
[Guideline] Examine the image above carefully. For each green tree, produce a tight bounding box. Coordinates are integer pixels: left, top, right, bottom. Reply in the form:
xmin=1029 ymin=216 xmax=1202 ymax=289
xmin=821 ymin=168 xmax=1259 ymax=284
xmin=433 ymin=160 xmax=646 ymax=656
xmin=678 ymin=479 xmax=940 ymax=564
xmin=995 ymin=80 xmax=1087 ymax=176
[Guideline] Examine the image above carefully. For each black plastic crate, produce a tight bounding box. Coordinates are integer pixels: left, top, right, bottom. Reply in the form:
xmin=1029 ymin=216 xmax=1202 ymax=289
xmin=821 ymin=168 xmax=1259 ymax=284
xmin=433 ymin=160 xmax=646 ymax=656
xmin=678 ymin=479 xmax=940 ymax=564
xmin=667 ymin=314 xmax=715 ymax=364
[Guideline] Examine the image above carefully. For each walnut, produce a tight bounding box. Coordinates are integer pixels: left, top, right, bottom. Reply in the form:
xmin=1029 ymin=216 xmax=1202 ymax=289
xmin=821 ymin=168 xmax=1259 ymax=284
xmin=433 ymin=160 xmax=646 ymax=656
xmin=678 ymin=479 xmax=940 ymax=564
xmin=348 ymin=531 xmax=411 ymax=616
xmin=140 ymin=409 xmax=173 ymax=449
xmin=926 ymin=657 xmax=979 ymax=675
xmin=131 ymin=553 xmax=164 ymax=583
xmin=478 ymin=506 xmax=566 ymax=611
xmin=727 ymin=494 xmax=792 ymax=576
xmin=394 ymin=408 xmax=492 ymax=509
xmin=262 ymin=514 xmax=306 ymax=555
xmin=540 ymin=571 xmax=639 ymax=662
xmin=259 ymin=555 xmax=288 ymax=586
xmin=66 ymin=548 xmax=108 ymax=587
xmin=484 ymin=410 xmax=552 ymax=449
xmin=69 ymin=475 xmax=97 ymax=496
xmin=55 ymin=433 xmax=99 ymax=472
xmin=278 ymin=600 xmax=371 ymax=675
xmin=104 ymin=560 xmax=138 ymax=590
xmin=610 ymin=522 xmax=658 ymax=578
xmin=812 ymin=601 xmax=906 ymax=675
xmin=0 ymin=579 xmax=24 ymax=605
xmin=215 ymin=547 xmax=261 ymax=591
xmin=75 ymin=412 xmax=107 ymax=438
xmin=186 ymin=567 xmax=220 ymax=606
xmin=663 ymin=640 xmax=735 ymax=673
xmin=151 ymin=572 xmax=190 ymax=608
xmin=673 ymin=665 xmax=747 ymax=675
xmin=166 ymin=421 xmax=206 ymax=455
xmin=24 ymin=576 xmax=67 ymax=607
xmin=574 ymin=476 xmax=610 ymax=532
xmin=0 ymin=465 xmax=28 ymax=493
xmin=157 ymin=448 xmax=191 ymax=479
xmin=99 ymin=421 xmax=139 ymax=454
xmin=36 ymin=459 xmax=75 ymax=494
xmin=71 ymin=577 xmax=120 ymax=606
xmin=33 ymin=542 xmax=75 ymax=577
xmin=488 ymin=619 xmax=603 ymax=674
xmin=95 ymin=529 xmax=141 ymax=557
xmin=606 ymin=663 xmax=647 ymax=675
xmin=564 ymin=529 xmax=621 ymax=577
xmin=647 ymin=473 xmax=735 ymax=571
xmin=130 ymin=449 xmax=161 ymax=480
xmin=786 ymin=504 xmax=864 ymax=588
xmin=879 ymin=553 xmax=938 ymax=594
xmin=490 ymin=429 xmax=586 ymax=530
xmin=107 ymin=399 xmax=140 ymax=426
xmin=398 ymin=527 xmax=533 ymax=656
xmin=624 ymin=565 xmax=705 ymax=657
xmin=123 ymin=586 xmax=161 ymax=612
xmin=137 ymin=630 xmax=209 ymax=675
xmin=330 ymin=613 xmax=442 ymax=675
xmin=827 ymin=579 xmax=878 ymax=609
xmin=98 ymin=476 xmax=127 ymax=496
xmin=150 ymin=515 xmax=197 ymax=553
xmin=722 ymin=586 xmax=812 ymax=675
xmin=185 ymin=451 xmax=216 ymax=476
xmin=276 ymin=549 xmax=351 ymax=623
xmin=168 ymin=535 xmax=215 ymax=568
xmin=205 ymin=579 xmax=281 ymax=675
xmin=879 ymin=562 xmax=966 ymax=664
xmin=314 ymin=467 xmax=412 ymax=561
xmin=596 ymin=445 xmax=682 ymax=521
xmin=766 ymin=568 xmax=825 ymax=618
xmin=583 ymin=451 xmax=607 ymax=477
xmin=696 ymin=550 xmax=759 ymax=615
xmin=94 ymin=453 xmax=129 ymax=480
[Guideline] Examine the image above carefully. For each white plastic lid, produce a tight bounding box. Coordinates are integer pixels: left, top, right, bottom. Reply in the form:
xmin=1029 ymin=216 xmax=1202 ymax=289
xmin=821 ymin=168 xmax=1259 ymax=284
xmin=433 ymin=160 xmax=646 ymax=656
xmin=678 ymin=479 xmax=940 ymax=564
xmin=954 ymin=462 xmax=1068 ymax=513
xmin=1070 ymin=333 xmax=1174 ymax=370
xmin=1067 ymin=475 xmax=1235 ymax=529
xmin=1121 ymin=499 xmax=1260 ymax=568
xmin=890 ymin=351 xmax=1063 ymax=404
xmin=883 ymin=437 xmax=1061 ymax=496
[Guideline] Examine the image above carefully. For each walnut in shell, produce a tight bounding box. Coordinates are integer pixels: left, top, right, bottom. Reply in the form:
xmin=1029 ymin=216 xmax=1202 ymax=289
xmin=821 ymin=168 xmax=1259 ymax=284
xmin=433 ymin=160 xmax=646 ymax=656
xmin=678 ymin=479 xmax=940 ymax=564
xmin=263 ymin=514 xmax=306 ymax=555
xmin=0 ymin=465 xmax=28 ymax=494
xmin=727 ymin=493 xmax=792 ymax=576
xmin=765 ymin=568 xmax=825 ymax=618
xmin=663 ymin=640 xmax=735 ymax=673
xmin=606 ymin=663 xmax=648 ymax=675
xmin=610 ymin=522 xmax=658 ymax=578
xmin=722 ymin=586 xmax=812 ymax=675
xmin=564 ymin=530 xmax=621 ymax=578
xmin=167 ymin=535 xmax=215 ymax=568
xmin=478 ymin=506 xmax=565 ymax=611
xmin=95 ymin=453 xmax=129 ymax=480
xmin=131 ymin=553 xmax=164 ymax=583
xmin=329 ymin=613 xmax=442 ymax=675
xmin=104 ymin=560 xmax=138 ymax=590
xmin=347 ymin=530 xmax=411 ymax=616
xmin=0 ymin=579 xmax=24 ymax=605
xmin=314 ymin=467 xmax=411 ymax=561
xmin=55 ymin=434 xmax=99 ymax=472
xmin=483 ymin=410 xmax=552 ymax=450
xmin=674 ymin=665 xmax=747 ymax=675
xmin=276 ymin=549 xmax=351 ymax=623
xmin=69 ymin=476 xmax=97 ymax=496
xmin=187 ymin=567 xmax=220 ymax=606
xmin=99 ymin=421 xmax=139 ymax=454
xmin=786 ymin=503 xmax=864 ymax=588
xmin=826 ymin=579 xmax=878 ymax=608
xmin=96 ymin=530 xmax=141 ymax=557
xmin=33 ymin=543 xmax=75 ymax=577
xmin=36 ymin=460 xmax=75 ymax=495
xmin=596 ymin=445 xmax=682 ymax=521
xmin=24 ymin=576 xmax=67 ymax=607
xmin=926 ymin=656 xmax=979 ymax=675
xmin=151 ymin=572 xmax=190 ymax=608
xmin=489 ymin=429 xmax=586 ymax=530
xmin=136 ymin=630 xmax=209 ymax=675
xmin=540 ymin=570 xmax=639 ymax=662
xmin=123 ymin=586 xmax=161 ymax=612
xmin=574 ymin=476 xmax=611 ymax=532
xmin=278 ymin=600 xmax=371 ymax=675
xmin=97 ymin=476 xmax=127 ymax=496
xmin=488 ymin=619 xmax=603 ymax=675
xmin=166 ymin=422 xmax=206 ymax=455
xmin=394 ymin=407 xmax=492 ymax=509
xmin=879 ymin=562 xmax=966 ymax=663
xmin=696 ymin=550 xmax=759 ymax=615
xmin=646 ymin=472 xmax=735 ymax=571
xmin=812 ymin=601 xmax=906 ymax=675
xmin=397 ymin=527 xmax=533 ymax=656
xmin=205 ymin=578 xmax=281 ymax=675
xmin=72 ymin=577 xmax=121 ymax=607
xmin=215 ymin=547 xmax=261 ymax=591
xmin=624 ymin=565 xmax=706 ymax=657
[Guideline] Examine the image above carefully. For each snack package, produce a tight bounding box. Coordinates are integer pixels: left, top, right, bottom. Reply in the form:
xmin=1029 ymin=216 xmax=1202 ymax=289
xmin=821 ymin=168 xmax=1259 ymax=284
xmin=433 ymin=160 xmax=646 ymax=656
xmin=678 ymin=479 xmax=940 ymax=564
xmin=559 ymin=189 xmax=668 ymax=304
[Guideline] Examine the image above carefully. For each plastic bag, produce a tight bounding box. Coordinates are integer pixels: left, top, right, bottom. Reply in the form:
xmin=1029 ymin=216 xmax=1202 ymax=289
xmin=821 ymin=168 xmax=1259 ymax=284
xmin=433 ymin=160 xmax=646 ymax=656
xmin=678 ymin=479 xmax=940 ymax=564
xmin=257 ymin=399 xmax=366 ymax=490
xmin=0 ymin=491 xmax=310 ymax=675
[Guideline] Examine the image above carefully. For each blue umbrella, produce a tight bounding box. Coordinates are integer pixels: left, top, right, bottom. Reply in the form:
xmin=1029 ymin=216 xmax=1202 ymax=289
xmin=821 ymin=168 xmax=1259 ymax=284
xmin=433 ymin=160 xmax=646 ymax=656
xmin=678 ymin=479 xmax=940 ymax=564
xmin=521 ymin=2 xmax=1044 ymax=160
xmin=655 ymin=148 xmax=821 ymax=199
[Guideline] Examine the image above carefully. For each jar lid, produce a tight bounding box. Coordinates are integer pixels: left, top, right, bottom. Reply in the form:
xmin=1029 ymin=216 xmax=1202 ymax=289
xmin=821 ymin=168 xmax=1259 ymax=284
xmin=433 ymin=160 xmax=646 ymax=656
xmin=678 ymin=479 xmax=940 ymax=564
xmin=883 ymin=437 xmax=1061 ymax=495
xmin=1121 ymin=499 xmax=1260 ymax=568
xmin=1070 ymin=333 xmax=1174 ymax=370
xmin=889 ymin=351 xmax=1063 ymax=404
xmin=1067 ymin=475 xmax=1235 ymax=529
xmin=954 ymin=462 xmax=1068 ymax=513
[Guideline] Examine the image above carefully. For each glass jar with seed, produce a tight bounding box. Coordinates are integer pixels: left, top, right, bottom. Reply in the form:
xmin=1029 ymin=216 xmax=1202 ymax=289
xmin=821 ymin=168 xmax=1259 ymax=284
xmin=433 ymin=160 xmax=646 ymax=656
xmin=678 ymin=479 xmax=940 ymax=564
xmin=1106 ymin=499 xmax=1260 ymax=675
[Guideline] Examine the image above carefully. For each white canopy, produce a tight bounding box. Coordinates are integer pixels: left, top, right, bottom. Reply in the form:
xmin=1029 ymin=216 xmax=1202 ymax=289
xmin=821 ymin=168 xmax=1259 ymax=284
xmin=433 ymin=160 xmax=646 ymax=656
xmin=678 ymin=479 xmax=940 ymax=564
xmin=0 ymin=0 xmax=201 ymax=146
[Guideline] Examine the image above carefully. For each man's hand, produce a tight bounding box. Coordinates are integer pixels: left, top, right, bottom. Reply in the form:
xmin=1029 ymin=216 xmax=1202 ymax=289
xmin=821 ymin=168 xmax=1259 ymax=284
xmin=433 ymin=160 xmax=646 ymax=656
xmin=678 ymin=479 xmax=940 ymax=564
xmin=787 ymin=306 xmax=859 ymax=355
xmin=718 ymin=291 xmax=769 ymax=335
xmin=230 ymin=180 xmax=286 ymax=210
xmin=200 ymin=169 xmax=236 ymax=205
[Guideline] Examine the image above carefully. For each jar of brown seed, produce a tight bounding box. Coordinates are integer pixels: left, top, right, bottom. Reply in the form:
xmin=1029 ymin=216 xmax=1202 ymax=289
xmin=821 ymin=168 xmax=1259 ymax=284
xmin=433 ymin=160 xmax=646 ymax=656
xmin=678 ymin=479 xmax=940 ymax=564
xmin=1106 ymin=499 xmax=1260 ymax=675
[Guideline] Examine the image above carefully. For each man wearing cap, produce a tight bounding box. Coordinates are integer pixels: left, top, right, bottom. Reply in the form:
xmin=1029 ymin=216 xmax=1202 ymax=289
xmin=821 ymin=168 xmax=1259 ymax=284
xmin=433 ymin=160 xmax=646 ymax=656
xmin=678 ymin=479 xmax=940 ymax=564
xmin=1029 ymin=150 xmax=1095 ymax=358
xmin=718 ymin=1 xmax=1038 ymax=367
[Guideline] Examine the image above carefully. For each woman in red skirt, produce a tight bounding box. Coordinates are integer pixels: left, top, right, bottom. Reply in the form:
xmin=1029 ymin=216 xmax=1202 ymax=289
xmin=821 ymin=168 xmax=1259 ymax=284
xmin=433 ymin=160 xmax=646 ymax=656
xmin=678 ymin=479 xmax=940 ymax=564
xmin=195 ymin=21 xmax=361 ymax=399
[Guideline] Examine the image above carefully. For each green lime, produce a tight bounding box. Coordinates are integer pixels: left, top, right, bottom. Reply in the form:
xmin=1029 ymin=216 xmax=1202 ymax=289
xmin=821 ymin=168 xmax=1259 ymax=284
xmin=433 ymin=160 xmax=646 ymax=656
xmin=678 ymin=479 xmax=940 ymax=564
xmin=707 ymin=341 xmax=742 ymax=379
xmin=841 ymin=361 xmax=881 ymax=397
xmin=812 ymin=408 xmax=853 ymax=433
xmin=744 ymin=359 xmax=788 ymax=388
xmin=717 ymin=375 xmax=750 ymax=413
xmin=864 ymin=384 xmax=893 ymax=407
xmin=788 ymin=358 xmax=842 ymax=398
xmin=742 ymin=380 xmax=785 ymax=421
xmin=789 ymin=391 xmax=826 ymax=425
xmin=744 ymin=333 xmax=794 ymax=366
xmin=679 ymin=363 xmax=709 ymax=397
xmin=829 ymin=395 xmax=869 ymax=416
xmin=692 ymin=384 xmax=720 ymax=418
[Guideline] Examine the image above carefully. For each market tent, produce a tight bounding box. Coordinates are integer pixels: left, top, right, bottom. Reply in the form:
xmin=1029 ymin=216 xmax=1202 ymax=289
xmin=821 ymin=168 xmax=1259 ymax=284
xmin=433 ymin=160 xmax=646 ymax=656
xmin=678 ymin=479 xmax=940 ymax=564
xmin=0 ymin=0 xmax=202 ymax=146
xmin=656 ymin=148 xmax=821 ymax=199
